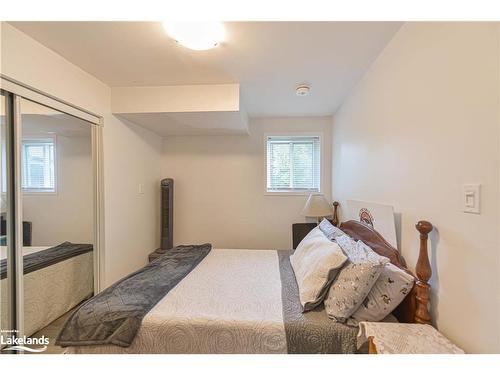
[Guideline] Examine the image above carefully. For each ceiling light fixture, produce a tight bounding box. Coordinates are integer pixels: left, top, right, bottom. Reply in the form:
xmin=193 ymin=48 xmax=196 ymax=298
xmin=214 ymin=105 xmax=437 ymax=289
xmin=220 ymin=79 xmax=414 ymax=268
xmin=162 ymin=21 xmax=225 ymax=51
xmin=296 ymin=84 xmax=311 ymax=96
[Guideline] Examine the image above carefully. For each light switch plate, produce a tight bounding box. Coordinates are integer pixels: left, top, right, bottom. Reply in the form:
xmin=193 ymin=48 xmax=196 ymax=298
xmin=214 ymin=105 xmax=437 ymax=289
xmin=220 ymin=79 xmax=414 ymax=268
xmin=463 ymin=184 xmax=481 ymax=214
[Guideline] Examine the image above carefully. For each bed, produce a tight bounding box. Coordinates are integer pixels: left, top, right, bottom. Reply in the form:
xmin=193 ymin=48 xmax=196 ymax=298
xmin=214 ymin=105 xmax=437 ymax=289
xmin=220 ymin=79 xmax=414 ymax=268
xmin=0 ymin=242 xmax=94 ymax=337
xmin=58 ymin=211 xmax=434 ymax=354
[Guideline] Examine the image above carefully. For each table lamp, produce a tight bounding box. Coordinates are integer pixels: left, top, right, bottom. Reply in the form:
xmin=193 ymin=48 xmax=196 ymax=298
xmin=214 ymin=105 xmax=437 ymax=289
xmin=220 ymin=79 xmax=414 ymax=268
xmin=301 ymin=193 xmax=333 ymax=224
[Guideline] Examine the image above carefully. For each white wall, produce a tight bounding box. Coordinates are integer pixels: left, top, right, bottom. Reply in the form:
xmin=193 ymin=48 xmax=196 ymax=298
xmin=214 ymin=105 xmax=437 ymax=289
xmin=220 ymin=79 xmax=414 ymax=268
xmin=331 ymin=22 xmax=500 ymax=353
xmin=23 ymin=135 xmax=93 ymax=246
xmin=162 ymin=117 xmax=332 ymax=250
xmin=1 ymin=22 xmax=163 ymax=287
xmin=102 ymin=116 xmax=161 ymax=285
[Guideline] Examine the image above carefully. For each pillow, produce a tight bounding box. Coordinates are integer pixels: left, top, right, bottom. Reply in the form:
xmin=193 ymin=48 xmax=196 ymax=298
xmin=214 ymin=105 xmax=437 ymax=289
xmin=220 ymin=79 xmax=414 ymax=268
xmin=347 ymin=263 xmax=415 ymax=326
xmin=318 ymin=218 xmax=347 ymax=241
xmin=324 ymin=235 xmax=389 ymax=322
xmin=290 ymin=227 xmax=348 ymax=311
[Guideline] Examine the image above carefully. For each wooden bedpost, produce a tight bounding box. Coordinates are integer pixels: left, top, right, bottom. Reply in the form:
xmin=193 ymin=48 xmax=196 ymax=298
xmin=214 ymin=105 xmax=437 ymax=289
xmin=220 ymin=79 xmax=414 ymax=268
xmin=332 ymin=201 xmax=339 ymax=227
xmin=414 ymin=220 xmax=433 ymax=325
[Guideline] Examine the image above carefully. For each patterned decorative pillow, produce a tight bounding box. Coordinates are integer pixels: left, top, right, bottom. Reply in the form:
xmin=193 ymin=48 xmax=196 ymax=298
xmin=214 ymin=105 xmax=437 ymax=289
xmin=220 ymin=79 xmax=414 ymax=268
xmin=324 ymin=236 xmax=389 ymax=322
xmin=318 ymin=218 xmax=346 ymax=241
xmin=347 ymin=263 xmax=415 ymax=326
xmin=290 ymin=227 xmax=348 ymax=311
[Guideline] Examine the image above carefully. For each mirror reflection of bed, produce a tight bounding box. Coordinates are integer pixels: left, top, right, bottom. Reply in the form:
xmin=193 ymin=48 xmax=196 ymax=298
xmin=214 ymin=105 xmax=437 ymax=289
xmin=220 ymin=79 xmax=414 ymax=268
xmin=0 ymin=98 xmax=94 ymax=348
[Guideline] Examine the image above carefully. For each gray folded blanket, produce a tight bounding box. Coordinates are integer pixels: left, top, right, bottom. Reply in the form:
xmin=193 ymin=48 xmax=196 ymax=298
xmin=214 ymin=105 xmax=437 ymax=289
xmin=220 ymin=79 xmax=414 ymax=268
xmin=0 ymin=242 xmax=92 ymax=280
xmin=56 ymin=243 xmax=211 ymax=348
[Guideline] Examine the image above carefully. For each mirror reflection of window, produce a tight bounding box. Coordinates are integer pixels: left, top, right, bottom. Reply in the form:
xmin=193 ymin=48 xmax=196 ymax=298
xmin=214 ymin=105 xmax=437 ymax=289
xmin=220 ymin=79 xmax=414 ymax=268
xmin=22 ymin=137 xmax=56 ymax=193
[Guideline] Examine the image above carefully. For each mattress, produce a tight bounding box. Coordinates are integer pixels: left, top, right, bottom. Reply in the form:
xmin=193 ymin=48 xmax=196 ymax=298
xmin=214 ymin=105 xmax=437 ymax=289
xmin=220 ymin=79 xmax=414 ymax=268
xmin=0 ymin=245 xmax=94 ymax=337
xmin=65 ymin=248 xmax=359 ymax=354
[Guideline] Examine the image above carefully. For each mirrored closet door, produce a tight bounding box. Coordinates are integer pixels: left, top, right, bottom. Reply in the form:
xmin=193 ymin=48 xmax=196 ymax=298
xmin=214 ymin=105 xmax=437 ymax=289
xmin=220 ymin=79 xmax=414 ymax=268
xmin=20 ymin=98 xmax=94 ymax=344
xmin=0 ymin=79 xmax=101 ymax=353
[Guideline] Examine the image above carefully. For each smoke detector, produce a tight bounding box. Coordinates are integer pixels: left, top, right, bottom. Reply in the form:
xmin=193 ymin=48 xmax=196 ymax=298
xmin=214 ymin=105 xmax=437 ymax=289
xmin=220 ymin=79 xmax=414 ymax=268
xmin=296 ymin=84 xmax=311 ymax=96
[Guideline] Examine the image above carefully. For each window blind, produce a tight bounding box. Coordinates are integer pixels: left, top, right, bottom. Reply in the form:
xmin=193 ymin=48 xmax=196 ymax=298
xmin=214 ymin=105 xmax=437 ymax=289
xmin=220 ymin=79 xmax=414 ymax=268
xmin=21 ymin=138 xmax=56 ymax=192
xmin=266 ymin=135 xmax=320 ymax=192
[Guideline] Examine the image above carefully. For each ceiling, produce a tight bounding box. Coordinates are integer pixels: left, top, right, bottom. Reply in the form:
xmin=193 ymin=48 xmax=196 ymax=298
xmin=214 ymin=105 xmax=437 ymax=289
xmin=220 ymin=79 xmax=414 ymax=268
xmin=117 ymin=111 xmax=248 ymax=136
xmin=20 ymin=97 xmax=92 ymax=137
xmin=22 ymin=114 xmax=92 ymax=138
xmin=9 ymin=22 xmax=402 ymax=117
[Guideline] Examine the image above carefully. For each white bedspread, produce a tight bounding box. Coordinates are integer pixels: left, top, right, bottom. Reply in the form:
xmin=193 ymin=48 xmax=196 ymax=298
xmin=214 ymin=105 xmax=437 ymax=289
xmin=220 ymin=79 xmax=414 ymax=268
xmin=69 ymin=249 xmax=288 ymax=354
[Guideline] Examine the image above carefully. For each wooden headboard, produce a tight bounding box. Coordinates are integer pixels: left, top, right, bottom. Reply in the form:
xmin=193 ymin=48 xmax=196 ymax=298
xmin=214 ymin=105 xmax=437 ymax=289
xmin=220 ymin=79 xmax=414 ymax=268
xmin=329 ymin=201 xmax=433 ymax=325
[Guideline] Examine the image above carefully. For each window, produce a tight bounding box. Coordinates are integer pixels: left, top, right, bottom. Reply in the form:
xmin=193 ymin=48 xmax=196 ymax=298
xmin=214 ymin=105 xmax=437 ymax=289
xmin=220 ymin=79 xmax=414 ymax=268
xmin=21 ymin=137 xmax=56 ymax=193
xmin=266 ymin=135 xmax=321 ymax=193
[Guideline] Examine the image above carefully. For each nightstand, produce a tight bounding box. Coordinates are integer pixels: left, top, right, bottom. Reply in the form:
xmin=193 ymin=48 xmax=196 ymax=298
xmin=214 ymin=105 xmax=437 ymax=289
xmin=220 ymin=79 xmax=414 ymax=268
xmin=292 ymin=223 xmax=316 ymax=249
xmin=357 ymin=322 xmax=464 ymax=354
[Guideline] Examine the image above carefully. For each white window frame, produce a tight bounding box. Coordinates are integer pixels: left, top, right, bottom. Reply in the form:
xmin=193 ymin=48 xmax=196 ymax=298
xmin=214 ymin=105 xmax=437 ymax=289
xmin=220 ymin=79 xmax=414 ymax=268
xmin=21 ymin=135 xmax=57 ymax=195
xmin=264 ymin=132 xmax=324 ymax=196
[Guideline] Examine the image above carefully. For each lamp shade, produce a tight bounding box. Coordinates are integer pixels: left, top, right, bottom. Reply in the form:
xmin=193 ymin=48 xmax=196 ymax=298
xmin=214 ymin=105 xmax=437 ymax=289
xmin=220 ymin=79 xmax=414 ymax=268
xmin=301 ymin=194 xmax=333 ymax=218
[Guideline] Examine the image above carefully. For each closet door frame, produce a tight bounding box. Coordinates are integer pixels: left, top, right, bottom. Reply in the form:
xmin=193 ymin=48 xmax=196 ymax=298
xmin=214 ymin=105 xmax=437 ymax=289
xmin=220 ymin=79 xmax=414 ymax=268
xmin=0 ymin=75 xmax=104 ymax=339
xmin=1 ymin=89 xmax=20 ymax=340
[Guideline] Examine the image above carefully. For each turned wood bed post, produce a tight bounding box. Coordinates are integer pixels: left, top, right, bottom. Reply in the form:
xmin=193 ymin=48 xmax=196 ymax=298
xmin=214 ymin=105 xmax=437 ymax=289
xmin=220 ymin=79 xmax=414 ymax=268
xmin=414 ymin=220 xmax=433 ymax=324
xmin=332 ymin=201 xmax=339 ymax=227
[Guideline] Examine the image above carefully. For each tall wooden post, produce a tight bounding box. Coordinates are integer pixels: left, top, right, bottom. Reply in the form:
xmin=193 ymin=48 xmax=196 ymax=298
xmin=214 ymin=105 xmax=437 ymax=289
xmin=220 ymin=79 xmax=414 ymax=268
xmin=332 ymin=201 xmax=339 ymax=227
xmin=414 ymin=220 xmax=433 ymax=324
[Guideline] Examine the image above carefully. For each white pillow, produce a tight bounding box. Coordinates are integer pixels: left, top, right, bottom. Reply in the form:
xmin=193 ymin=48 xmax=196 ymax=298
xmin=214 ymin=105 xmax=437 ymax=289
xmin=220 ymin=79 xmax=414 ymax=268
xmin=290 ymin=227 xmax=348 ymax=311
xmin=347 ymin=263 xmax=415 ymax=326
xmin=324 ymin=236 xmax=389 ymax=322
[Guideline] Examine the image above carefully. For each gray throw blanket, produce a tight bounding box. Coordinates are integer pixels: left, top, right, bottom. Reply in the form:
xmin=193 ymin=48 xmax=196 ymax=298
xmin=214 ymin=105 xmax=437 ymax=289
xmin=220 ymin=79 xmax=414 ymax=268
xmin=0 ymin=242 xmax=93 ymax=280
xmin=56 ymin=244 xmax=211 ymax=348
